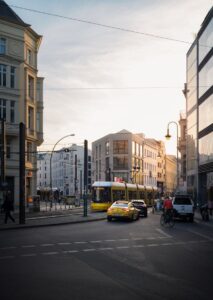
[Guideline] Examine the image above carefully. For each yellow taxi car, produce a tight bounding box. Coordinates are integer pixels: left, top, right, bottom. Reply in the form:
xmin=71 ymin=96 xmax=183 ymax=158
xmin=107 ymin=201 xmax=140 ymax=221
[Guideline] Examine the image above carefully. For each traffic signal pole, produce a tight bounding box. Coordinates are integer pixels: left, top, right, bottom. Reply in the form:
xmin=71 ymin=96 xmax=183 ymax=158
xmin=19 ymin=122 xmax=25 ymax=224
xmin=83 ymin=140 xmax=88 ymax=217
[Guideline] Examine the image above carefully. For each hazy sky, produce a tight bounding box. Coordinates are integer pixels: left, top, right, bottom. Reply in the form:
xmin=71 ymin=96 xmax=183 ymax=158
xmin=7 ymin=0 xmax=213 ymax=153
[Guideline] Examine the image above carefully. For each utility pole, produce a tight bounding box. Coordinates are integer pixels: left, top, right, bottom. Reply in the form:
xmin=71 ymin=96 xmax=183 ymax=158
xmin=83 ymin=140 xmax=88 ymax=217
xmin=19 ymin=122 xmax=25 ymax=224
xmin=74 ymin=154 xmax=77 ymax=194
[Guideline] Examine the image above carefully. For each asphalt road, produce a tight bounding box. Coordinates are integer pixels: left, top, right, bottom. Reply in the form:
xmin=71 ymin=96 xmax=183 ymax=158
xmin=0 ymin=212 xmax=213 ymax=300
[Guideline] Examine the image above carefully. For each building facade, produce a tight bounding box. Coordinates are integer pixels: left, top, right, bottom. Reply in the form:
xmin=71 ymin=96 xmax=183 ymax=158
xmin=185 ymin=7 xmax=213 ymax=204
xmin=37 ymin=145 xmax=92 ymax=197
xmin=0 ymin=1 xmax=44 ymax=206
xmin=92 ymin=129 xmax=158 ymax=187
xmin=165 ymin=155 xmax=177 ymax=196
xmin=178 ymin=111 xmax=187 ymax=191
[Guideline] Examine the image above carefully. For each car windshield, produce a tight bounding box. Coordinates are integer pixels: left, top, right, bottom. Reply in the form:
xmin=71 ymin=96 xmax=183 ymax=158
xmin=112 ymin=203 xmax=128 ymax=208
xmin=174 ymin=198 xmax=191 ymax=205
xmin=132 ymin=201 xmax=144 ymax=205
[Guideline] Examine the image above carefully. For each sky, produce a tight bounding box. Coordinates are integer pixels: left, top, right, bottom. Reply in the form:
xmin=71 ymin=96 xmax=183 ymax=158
xmin=7 ymin=0 xmax=213 ymax=153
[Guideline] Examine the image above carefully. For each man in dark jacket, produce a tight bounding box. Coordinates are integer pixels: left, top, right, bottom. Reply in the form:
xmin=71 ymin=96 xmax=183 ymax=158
xmin=2 ymin=191 xmax=15 ymax=224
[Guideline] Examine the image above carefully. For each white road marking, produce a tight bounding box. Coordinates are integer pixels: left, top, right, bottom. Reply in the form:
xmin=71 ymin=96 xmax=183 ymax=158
xmin=116 ymin=246 xmax=130 ymax=249
xmin=62 ymin=250 xmax=78 ymax=253
xmin=119 ymin=239 xmax=129 ymax=241
xmin=132 ymin=245 xmax=145 ymax=248
xmin=156 ymin=228 xmax=172 ymax=238
xmin=74 ymin=241 xmax=87 ymax=244
xmin=147 ymin=244 xmax=158 ymax=247
xmin=40 ymin=244 xmax=54 ymax=247
xmin=21 ymin=253 xmax=37 ymax=257
xmin=57 ymin=242 xmax=71 ymax=245
xmin=161 ymin=242 xmax=173 ymax=246
xmin=187 ymin=229 xmax=213 ymax=241
xmin=90 ymin=240 xmax=102 ymax=243
xmin=0 ymin=246 xmax=16 ymax=250
xmin=42 ymin=252 xmax=58 ymax=255
xmin=83 ymin=249 xmax=96 ymax=252
xmin=98 ymin=247 xmax=113 ymax=251
xmin=21 ymin=245 xmax=36 ymax=248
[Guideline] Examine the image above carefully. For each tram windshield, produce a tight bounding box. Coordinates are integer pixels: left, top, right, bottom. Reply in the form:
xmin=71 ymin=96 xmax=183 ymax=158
xmin=92 ymin=187 xmax=111 ymax=203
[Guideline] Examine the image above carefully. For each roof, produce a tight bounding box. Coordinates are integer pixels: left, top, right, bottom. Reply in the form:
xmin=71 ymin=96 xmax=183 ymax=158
xmin=0 ymin=0 xmax=30 ymax=27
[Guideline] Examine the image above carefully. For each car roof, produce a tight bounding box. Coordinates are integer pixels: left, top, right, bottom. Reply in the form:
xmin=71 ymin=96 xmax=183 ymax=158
xmin=131 ymin=199 xmax=145 ymax=202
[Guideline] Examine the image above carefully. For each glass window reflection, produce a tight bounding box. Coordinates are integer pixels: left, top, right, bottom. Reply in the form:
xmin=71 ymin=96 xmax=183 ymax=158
xmin=199 ymin=95 xmax=213 ymax=131
xmin=199 ymin=132 xmax=213 ymax=165
xmin=199 ymin=19 xmax=213 ymax=63
xmin=199 ymin=56 xmax=213 ymax=98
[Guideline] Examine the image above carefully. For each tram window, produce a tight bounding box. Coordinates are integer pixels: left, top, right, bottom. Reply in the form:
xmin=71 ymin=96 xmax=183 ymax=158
xmin=112 ymin=190 xmax=125 ymax=201
xmin=128 ymin=191 xmax=137 ymax=200
xmin=139 ymin=191 xmax=145 ymax=199
xmin=93 ymin=188 xmax=111 ymax=202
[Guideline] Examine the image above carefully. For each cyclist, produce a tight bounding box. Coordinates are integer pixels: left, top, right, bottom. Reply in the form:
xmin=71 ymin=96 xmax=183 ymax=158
xmin=163 ymin=197 xmax=173 ymax=218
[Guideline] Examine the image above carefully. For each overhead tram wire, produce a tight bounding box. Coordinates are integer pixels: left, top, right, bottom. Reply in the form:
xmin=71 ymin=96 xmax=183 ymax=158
xmin=9 ymin=4 xmax=211 ymax=48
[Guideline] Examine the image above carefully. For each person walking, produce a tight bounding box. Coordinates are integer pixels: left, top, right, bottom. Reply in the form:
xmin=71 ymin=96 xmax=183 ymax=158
xmin=2 ymin=191 xmax=15 ymax=224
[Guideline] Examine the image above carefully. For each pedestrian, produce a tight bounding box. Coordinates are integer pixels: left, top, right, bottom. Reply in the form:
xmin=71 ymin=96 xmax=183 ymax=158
xmin=2 ymin=191 xmax=15 ymax=224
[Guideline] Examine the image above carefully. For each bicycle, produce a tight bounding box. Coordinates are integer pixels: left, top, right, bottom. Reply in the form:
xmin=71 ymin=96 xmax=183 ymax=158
xmin=160 ymin=210 xmax=175 ymax=228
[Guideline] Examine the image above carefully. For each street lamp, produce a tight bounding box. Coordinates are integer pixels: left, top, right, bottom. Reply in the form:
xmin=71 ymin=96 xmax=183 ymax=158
xmin=165 ymin=121 xmax=179 ymax=191
xmin=50 ymin=134 xmax=75 ymax=193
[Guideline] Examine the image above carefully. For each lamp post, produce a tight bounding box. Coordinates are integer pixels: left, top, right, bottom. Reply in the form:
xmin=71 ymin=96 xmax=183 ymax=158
xmin=165 ymin=121 xmax=179 ymax=191
xmin=50 ymin=134 xmax=75 ymax=194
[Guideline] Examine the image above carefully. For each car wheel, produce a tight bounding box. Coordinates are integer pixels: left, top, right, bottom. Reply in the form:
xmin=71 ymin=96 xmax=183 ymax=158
xmin=107 ymin=216 xmax=112 ymax=222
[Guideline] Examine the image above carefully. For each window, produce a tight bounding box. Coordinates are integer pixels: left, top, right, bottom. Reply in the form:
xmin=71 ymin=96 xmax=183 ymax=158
xmin=0 ymin=99 xmax=6 ymax=119
xmin=199 ymin=95 xmax=213 ymax=131
xmin=10 ymin=66 xmax=15 ymax=88
xmin=28 ymin=106 xmax=34 ymax=131
xmin=105 ymin=141 xmax=110 ymax=155
xmin=113 ymin=156 xmax=128 ymax=170
xmin=199 ymin=56 xmax=213 ymax=98
xmin=27 ymin=49 xmax=32 ymax=65
xmin=36 ymin=112 xmax=41 ymax=132
xmin=199 ymin=19 xmax=213 ymax=63
xmin=113 ymin=140 xmax=128 ymax=154
xmin=0 ymin=38 xmax=6 ymax=54
xmin=0 ymin=64 xmax=7 ymax=87
xmin=10 ymin=101 xmax=15 ymax=123
xmin=28 ymin=75 xmax=34 ymax=99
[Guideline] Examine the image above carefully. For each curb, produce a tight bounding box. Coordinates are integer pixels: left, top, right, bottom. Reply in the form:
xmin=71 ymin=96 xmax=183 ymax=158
xmin=0 ymin=216 xmax=106 ymax=231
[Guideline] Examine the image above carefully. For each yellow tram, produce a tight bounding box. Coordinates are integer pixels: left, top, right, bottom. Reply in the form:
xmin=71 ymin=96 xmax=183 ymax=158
xmin=91 ymin=181 xmax=157 ymax=212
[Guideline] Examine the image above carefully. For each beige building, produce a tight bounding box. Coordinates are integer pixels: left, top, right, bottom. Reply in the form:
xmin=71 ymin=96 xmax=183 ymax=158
xmin=0 ymin=1 xmax=44 ymax=206
xmin=165 ymin=155 xmax=177 ymax=195
xmin=178 ymin=111 xmax=187 ymax=190
xmin=92 ymin=129 xmax=158 ymax=187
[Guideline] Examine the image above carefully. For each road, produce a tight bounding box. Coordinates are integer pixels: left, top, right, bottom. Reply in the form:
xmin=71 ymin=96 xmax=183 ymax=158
xmin=0 ymin=212 xmax=213 ymax=300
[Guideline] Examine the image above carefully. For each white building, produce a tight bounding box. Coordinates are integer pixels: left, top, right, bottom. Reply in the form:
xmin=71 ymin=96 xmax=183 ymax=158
xmin=37 ymin=145 xmax=91 ymax=196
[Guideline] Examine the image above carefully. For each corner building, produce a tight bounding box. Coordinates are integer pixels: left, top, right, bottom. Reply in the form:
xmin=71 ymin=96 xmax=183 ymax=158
xmin=0 ymin=1 xmax=44 ymax=206
xmin=186 ymin=7 xmax=212 ymax=204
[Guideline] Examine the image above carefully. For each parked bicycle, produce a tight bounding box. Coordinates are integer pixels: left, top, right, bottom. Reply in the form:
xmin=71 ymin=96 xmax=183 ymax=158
xmin=160 ymin=210 xmax=175 ymax=228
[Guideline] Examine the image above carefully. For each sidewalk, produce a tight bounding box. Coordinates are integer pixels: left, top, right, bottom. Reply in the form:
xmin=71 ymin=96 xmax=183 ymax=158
xmin=0 ymin=206 xmax=107 ymax=231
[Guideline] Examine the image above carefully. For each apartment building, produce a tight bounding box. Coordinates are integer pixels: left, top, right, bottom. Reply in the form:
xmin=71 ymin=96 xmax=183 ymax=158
xmin=185 ymin=7 xmax=212 ymax=203
xmin=92 ymin=129 xmax=158 ymax=187
xmin=0 ymin=1 xmax=44 ymax=206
